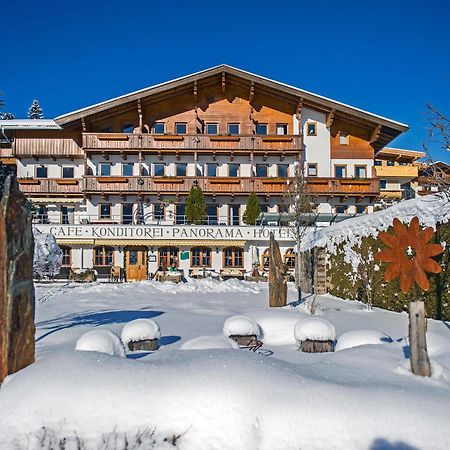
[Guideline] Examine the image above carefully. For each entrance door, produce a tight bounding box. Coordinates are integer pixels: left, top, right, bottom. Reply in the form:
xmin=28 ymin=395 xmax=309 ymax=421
xmin=125 ymin=246 xmax=148 ymax=281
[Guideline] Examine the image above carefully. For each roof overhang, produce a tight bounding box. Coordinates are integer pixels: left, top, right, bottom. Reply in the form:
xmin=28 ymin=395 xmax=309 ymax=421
xmin=0 ymin=119 xmax=62 ymax=130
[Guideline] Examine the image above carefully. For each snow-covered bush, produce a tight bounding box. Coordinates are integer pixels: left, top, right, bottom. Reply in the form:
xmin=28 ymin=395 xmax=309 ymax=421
xmin=121 ymin=319 xmax=161 ymax=345
xmin=335 ymin=329 xmax=392 ymax=351
xmin=75 ymin=329 xmax=126 ymax=357
xmin=294 ymin=318 xmax=336 ymax=342
xmin=180 ymin=335 xmax=239 ymax=350
xmin=33 ymin=229 xmax=62 ymax=278
xmin=223 ymin=315 xmax=260 ymax=337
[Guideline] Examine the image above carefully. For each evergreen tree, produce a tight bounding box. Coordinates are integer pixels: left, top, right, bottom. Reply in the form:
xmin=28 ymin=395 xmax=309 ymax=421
xmin=185 ymin=184 xmax=207 ymax=225
xmin=243 ymin=192 xmax=261 ymax=225
xmin=28 ymin=99 xmax=44 ymax=119
xmin=0 ymin=92 xmax=15 ymax=120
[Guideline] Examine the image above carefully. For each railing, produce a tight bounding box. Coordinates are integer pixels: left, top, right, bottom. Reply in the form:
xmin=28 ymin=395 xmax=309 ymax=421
xmin=82 ymin=176 xmax=291 ymax=194
xmin=82 ymin=133 xmax=302 ymax=152
xmin=18 ymin=178 xmax=82 ymax=194
xmin=306 ymin=178 xmax=380 ymax=196
xmin=374 ymin=165 xmax=419 ymax=178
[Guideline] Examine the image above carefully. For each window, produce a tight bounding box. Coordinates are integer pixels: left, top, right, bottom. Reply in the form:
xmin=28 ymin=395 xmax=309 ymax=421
xmin=276 ymin=124 xmax=288 ymax=135
xmin=158 ymin=246 xmax=179 ymax=268
xmin=61 ymin=205 xmax=74 ymax=224
xmin=374 ymin=160 xmax=382 ymax=166
xmin=229 ymin=205 xmax=240 ymax=226
xmin=228 ymin=123 xmax=240 ymax=135
xmin=153 ymin=122 xmax=165 ymax=134
xmin=279 ymin=204 xmax=289 ymax=213
xmin=307 ymin=163 xmax=318 ymax=177
xmin=355 ymin=165 xmax=367 ymax=178
xmin=380 ymin=179 xmax=387 ymax=189
xmin=335 ymin=165 xmax=347 ymax=178
xmin=175 ymin=122 xmax=187 ymax=134
xmin=122 ymin=123 xmax=134 ymax=133
xmin=94 ymin=246 xmax=114 ymax=266
xmin=356 ymin=205 xmax=367 ymax=214
xmin=339 ymin=133 xmax=349 ymax=145
xmin=335 ymin=205 xmax=348 ymax=214
xmin=278 ymin=164 xmax=288 ymax=177
xmin=175 ymin=204 xmax=185 ymax=224
xmin=387 ymin=161 xmax=395 ymax=166
xmin=176 ymin=163 xmax=187 ymax=177
xmin=256 ymin=164 xmax=268 ymax=177
xmin=191 ymin=247 xmax=211 ymax=267
xmin=62 ymin=166 xmax=74 ymax=178
xmin=284 ymin=248 xmax=296 ymax=269
xmin=223 ymin=247 xmax=243 ymax=268
xmin=261 ymin=248 xmax=270 ymax=268
xmin=99 ymin=163 xmax=111 ymax=176
xmin=206 ymin=163 xmax=218 ymax=177
xmin=35 ymin=205 xmax=48 ymax=223
xmin=306 ymin=122 xmax=317 ymax=136
xmin=256 ymin=123 xmax=268 ymax=135
xmin=260 ymin=203 xmax=268 ymax=213
xmin=35 ymin=165 xmax=47 ymax=178
xmin=206 ymin=123 xmax=218 ymax=135
xmin=229 ymin=163 xmax=239 ymax=177
xmin=207 ymin=204 xmax=218 ymax=225
xmin=122 ymin=204 xmax=133 ymax=224
xmin=99 ymin=203 xmax=111 ymax=219
xmin=154 ymin=203 xmax=165 ymax=220
xmin=154 ymin=163 xmax=165 ymax=176
xmin=122 ymin=163 xmax=134 ymax=176
xmin=60 ymin=246 xmax=71 ymax=266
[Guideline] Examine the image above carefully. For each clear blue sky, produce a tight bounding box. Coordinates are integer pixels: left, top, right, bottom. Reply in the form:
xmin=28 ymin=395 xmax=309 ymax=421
xmin=2 ymin=0 xmax=449 ymax=161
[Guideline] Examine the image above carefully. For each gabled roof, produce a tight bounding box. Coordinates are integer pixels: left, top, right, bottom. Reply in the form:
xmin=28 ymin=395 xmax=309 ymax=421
xmin=0 ymin=119 xmax=61 ymax=130
xmin=377 ymin=147 xmax=425 ymax=161
xmin=54 ymin=65 xmax=408 ymax=148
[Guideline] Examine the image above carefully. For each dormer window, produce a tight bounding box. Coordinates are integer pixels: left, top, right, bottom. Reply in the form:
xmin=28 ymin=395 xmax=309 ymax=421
xmin=228 ymin=123 xmax=240 ymax=135
xmin=256 ymin=123 xmax=268 ymax=135
xmin=307 ymin=122 xmax=317 ymax=136
xmin=276 ymin=124 xmax=288 ymax=135
xmin=175 ymin=122 xmax=187 ymax=134
xmin=153 ymin=122 xmax=165 ymax=134
xmin=339 ymin=132 xmax=349 ymax=145
xmin=206 ymin=123 xmax=218 ymax=135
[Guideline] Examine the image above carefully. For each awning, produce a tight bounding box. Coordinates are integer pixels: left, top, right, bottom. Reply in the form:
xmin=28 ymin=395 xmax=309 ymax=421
xmin=57 ymin=240 xmax=95 ymax=245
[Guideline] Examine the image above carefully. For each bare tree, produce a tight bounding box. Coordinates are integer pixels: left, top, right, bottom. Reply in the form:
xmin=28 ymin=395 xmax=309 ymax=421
xmin=287 ymin=160 xmax=312 ymax=303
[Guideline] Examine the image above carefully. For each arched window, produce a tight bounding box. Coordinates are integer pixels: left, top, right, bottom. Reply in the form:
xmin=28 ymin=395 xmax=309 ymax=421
xmin=191 ymin=247 xmax=211 ymax=267
xmin=223 ymin=247 xmax=243 ymax=268
xmin=284 ymin=248 xmax=296 ymax=269
xmin=60 ymin=245 xmax=72 ymax=266
xmin=261 ymin=248 xmax=270 ymax=269
xmin=159 ymin=246 xmax=179 ymax=268
xmin=94 ymin=246 xmax=114 ymax=266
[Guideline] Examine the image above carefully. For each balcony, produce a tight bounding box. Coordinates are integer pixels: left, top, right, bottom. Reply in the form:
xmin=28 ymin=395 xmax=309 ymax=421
xmin=82 ymin=133 xmax=302 ymax=154
xmin=374 ymin=165 xmax=418 ymax=178
xmin=18 ymin=178 xmax=82 ymax=195
xmin=306 ymin=178 xmax=380 ymax=197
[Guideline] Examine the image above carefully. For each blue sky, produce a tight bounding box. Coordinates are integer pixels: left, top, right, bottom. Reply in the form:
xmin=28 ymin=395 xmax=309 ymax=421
xmin=2 ymin=0 xmax=449 ymax=161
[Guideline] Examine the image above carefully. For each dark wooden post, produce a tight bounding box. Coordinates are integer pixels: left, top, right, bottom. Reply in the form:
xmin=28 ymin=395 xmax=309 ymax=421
xmin=0 ymin=173 xmax=35 ymax=383
xmin=409 ymin=301 xmax=431 ymax=377
xmin=269 ymin=232 xmax=287 ymax=307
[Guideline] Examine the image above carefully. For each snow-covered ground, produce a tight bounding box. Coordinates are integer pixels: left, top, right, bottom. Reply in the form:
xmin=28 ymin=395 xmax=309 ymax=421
xmin=1 ymin=279 xmax=450 ymax=449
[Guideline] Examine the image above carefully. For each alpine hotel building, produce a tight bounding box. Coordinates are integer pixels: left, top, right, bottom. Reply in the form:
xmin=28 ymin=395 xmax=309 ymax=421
xmin=0 ymin=65 xmax=409 ymax=281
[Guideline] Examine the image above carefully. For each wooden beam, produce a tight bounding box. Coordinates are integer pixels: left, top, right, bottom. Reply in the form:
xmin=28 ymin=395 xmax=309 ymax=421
xmin=369 ymin=124 xmax=382 ymax=144
xmin=137 ymin=98 xmax=143 ymax=131
xmin=296 ymin=97 xmax=303 ymax=121
xmin=81 ymin=117 xmax=87 ymax=132
xmin=193 ymin=80 xmax=198 ymax=101
xmin=222 ymin=72 xmax=226 ymax=94
xmin=249 ymin=81 xmax=255 ymax=102
xmin=326 ymin=108 xmax=336 ymax=129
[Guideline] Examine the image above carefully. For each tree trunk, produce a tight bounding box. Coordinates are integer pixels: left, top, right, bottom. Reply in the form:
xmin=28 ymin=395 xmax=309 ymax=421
xmin=409 ymin=301 xmax=431 ymax=377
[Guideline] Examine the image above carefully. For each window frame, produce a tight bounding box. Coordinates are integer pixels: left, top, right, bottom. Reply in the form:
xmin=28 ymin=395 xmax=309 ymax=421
xmin=191 ymin=247 xmax=212 ymax=268
xmin=354 ymin=165 xmax=367 ymax=179
xmin=276 ymin=123 xmax=288 ymax=135
xmin=277 ymin=164 xmax=289 ymax=178
xmin=60 ymin=245 xmax=72 ymax=266
xmin=334 ymin=205 xmax=348 ymax=214
xmin=122 ymin=203 xmax=134 ymax=225
xmin=206 ymin=123 xmax=219 ymax=135
xmin=154 ymin=203 xmax=165 ymax=220
xmin=307 ymin=163 xmax=318 ymax=177
xmin=228 ymin=163 xmax=240 ymax=177
xmin=122 ymin=123 xmax=135 ymax=133
xmin=99 ymin=203 xmax=112 ymax=219
xmin=223 ymin=247 xmax=244 ymax=268
xmin=284 ymin=248 xmax=296 ymax=269
xmin=306 ymin=122 xmax=317 ymax=136
xmin=256 ymin=164 xmax=268 ymax=177
xmin=206 ymin=163 xmax=218 ymax=177
xmin=227 ymin=123 xmax=240 ymax=135
xmin=61 ymin=166 xmax=74 ymax=179
xmin=176 ymin=163 xmax=187 ymax=177
xmin=99 ymin=163 xmax=111 ymax=177
xmin=175 ymin=122 xmax=187 ymax=134
xmin=339 ymin=132 xmax=349 ymax=145
xmin=153 ymin=163 xmax=165 ymax=177
xmin=35 ymin=165 xmax=48 ymax=178
xmin=261 ymin=248 xmax=270 ymax=269
xmin=93 ymin=246 xmax=114 ymax=267
xmin=256 ymin=123 xmax=268 ymax=135
xmin=158 ymin=246 xmax=179 ymax=268
xmin=334 ymin=164 xmax=347 ymax=179
xmin=122 ymin=163 xmax=134 ymax=177
xmin=153 ymin=122 xmax=165 ymax=134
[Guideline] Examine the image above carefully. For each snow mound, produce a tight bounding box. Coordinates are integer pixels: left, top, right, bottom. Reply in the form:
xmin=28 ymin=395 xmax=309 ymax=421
xmin=247 ymin=310 xmax=301 ymax=345
xmin=121 ymin=319 xmax=161 ymax=345
xmin=75 ymin=329 xmax=126 ymax=357
xmin=294 ymin=318 xmax=336 ymax=342
xmin=180 ymin=335 xmax=239 ymax=350
xmin=335 ymin=329 xmax=393 ymax=351
xmin=223 ymin=315 xmax=260 ymax=337
xmin=425 ymin=332 xmax=450 ymax=358
xmin=33 ymin=229 xmax=63 ymax=278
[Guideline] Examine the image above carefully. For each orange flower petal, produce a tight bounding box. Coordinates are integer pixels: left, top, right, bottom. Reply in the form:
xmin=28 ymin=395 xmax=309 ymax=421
xmin=393 ymin=219 xmax=407 ymax=239
xmin=415 ymin=267 xmax=430 ymax=291
xmin=376 ymin=249 xmax=400 ymax=263
xmin=378 ymin=232 xmax=398 ymax=248
xmin=422 ymin=243 xmax=444 ymax=258
xmin=400 ymin=268 xmax=413 ymax=294
xmin=421 ymin=258 xmax=442 ymax=274
xmin=409 ymin=217 xmax=420 ymax=235
xmin=419 ymin=227 xmax=434 ymax=244
xmin=384 ymin=263 xmax=402 ymax=281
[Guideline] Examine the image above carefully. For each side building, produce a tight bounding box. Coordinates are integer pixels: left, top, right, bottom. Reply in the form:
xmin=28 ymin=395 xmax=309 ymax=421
xmin=0 ymin=65 xmax=408 ymax=281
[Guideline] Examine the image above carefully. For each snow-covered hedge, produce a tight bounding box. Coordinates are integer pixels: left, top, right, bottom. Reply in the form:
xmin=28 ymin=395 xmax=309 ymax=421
xmin=121 ymin=319 xmax=161 ymax=345
xmin=75 ymin=330 xmax=126 ymax=357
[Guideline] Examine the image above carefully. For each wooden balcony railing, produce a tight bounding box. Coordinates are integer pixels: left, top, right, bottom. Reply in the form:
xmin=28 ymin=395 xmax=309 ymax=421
xmin=82 ymin=133 xmax=302 ymax=153
xmin=82 ymin=176 xmax=380 ymax=197
xmin=18 ymin=178 xmax=82 ymax=195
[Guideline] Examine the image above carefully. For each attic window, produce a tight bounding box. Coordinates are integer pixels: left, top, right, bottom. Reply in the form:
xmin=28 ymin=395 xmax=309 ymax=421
xmin=339 ymin=133 xmax=349 ymax=145
xmin=306 ymin=122 xmax=317 ymax=136
xmin=153 ymin=122 xmax=165 ymax=134
xmin=122 ymin=123 xmax=134 ymax=133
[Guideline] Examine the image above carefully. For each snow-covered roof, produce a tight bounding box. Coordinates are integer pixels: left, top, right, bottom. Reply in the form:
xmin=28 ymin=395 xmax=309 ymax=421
xmin=0 ymin=119 xmax=61 ymax=130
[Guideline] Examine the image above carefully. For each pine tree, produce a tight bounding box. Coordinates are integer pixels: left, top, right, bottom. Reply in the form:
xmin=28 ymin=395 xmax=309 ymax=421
xmin=28 ymin=99 xmax=44 ymax=119
xmin=0 ymin=91 xmax=15 ymax=120
xmin=185 ymin=184 xmax=207 ymax=225
xmin=243 ymin=192 xmax=261 ymax=225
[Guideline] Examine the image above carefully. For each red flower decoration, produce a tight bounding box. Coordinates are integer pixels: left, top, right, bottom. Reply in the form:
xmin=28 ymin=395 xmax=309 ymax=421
xmin=375 ymin=217 xmax=444 ymax=294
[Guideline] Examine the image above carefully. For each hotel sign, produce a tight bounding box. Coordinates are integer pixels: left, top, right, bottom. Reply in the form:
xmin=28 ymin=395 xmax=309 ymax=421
xmin=34 ymin=224 xmax=294 ymax=242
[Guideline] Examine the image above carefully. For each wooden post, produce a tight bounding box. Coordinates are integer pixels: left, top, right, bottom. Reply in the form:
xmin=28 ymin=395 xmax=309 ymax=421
xmin=409 ymin=301 xmax=431 ymax=377
xmin=269 ymin=232 xmax=287 ymax=307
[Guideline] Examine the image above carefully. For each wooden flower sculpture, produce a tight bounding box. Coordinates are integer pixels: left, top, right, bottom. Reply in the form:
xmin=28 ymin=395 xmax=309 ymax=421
xmin=376 ymin=217 xmax=444 ymax=294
